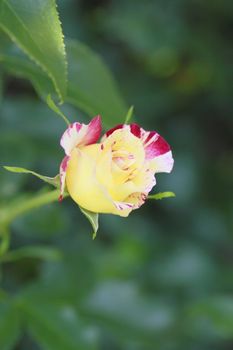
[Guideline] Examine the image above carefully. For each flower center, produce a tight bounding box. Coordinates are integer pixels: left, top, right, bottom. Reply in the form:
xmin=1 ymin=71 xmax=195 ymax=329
xmin=112 ymin=151 xmax=135 ymax=170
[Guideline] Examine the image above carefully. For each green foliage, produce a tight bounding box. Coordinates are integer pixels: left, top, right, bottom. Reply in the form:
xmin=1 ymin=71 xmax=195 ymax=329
xmin=3 ymin=166 xmax=60 ymax=188
xmin=124 ymin=105 xmax=134 ymax=124
xmin=85 ymin=280 xmax=175 ymax=340
xmin=66 ymin=39 xmax=127 ymax=126
xmin=1 ymin=245 xmax=62 ymax=263
xmin=79 ymin=207 xmax=99 ymax=240
xmin=189 ymin=297 xmax=233 ymax=339
xmin=18 ymin=298 xmax=96 ymax=350
xmin=0 ymin=0 xmax=67 ymax=102
xmin=0 ymin=301 xmax=20 ymax=350
xmin=0 ymin=189 xmax=63 ymax=229
xmin=0 ymin=67 xmax=3 ymax=105
xmin=148 ymin=192 xmax=176 ymax=200
xmin=3 ymin=166 xmax=99 ymax=238
xmin=0 ymin=37 xmax=127 ymax=126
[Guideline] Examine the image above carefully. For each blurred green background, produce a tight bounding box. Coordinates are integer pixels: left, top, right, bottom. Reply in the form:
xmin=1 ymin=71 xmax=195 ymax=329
xmin=0 ymin=0 xmax=233 ymax=349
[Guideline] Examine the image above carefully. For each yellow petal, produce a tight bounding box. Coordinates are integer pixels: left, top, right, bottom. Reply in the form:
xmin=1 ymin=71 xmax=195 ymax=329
xmin=66 ymin=145 xmax=115 ymax=213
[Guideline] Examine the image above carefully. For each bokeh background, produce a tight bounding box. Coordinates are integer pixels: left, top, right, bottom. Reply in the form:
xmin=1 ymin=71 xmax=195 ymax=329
xmin=0 ymin=0 xmax=233 ymax=349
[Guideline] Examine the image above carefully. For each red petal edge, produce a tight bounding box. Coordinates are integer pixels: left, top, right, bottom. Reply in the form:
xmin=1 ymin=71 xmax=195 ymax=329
xmin=105 ymin=124 xmax=124 ymax=137
xmin=145 ymin=134 xmax=171 ymax=159
xmin=130 ymin=123 xmax=141 ymax=138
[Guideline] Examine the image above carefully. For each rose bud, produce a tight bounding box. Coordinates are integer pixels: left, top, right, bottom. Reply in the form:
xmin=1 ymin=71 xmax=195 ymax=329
xmin=59 ymin=116 xmax=174 ymax=217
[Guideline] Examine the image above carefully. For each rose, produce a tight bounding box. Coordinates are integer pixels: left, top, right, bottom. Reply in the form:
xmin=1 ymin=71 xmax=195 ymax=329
xmin=59 ymin=116 xmax=174 ymax=217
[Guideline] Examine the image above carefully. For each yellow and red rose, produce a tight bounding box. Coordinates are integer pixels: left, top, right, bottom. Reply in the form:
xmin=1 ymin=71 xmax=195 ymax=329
xmin=59 ymin=116 xmax=174 ymax=217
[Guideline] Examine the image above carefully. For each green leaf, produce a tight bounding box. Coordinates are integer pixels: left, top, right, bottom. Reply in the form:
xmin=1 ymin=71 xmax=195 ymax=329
xmin=148 ymin=191 xmax=176 ymax=200
xmin=0 ymin=47 xmax=55 ymax=98
xmin=0 ymin=301 xmax=21 ymax=350
xmin=0 ymin=0 xmax=67 ymax=102
xmin=66 ymin=39 xmax=127 ymax=126
xmin=0 ymin=38 xmax=127 ymax=126
xmin=124 ymin=105 xmax=134 ymax=124
xmin=3 ymin=166 xmax=60 ymax=188
xmin=79 ymin=207 xmax=99 ymax=239
xmin=1 ymin=245 xmax=63 ymax=263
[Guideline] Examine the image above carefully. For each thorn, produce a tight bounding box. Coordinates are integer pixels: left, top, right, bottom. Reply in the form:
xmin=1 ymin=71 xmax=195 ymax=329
xmin=58 ymin=195 xmax=63 ymax=202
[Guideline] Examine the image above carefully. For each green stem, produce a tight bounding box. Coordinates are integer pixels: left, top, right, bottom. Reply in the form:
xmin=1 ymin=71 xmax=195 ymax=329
xmin=1 ymin=189 xmax=68 ymax=229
